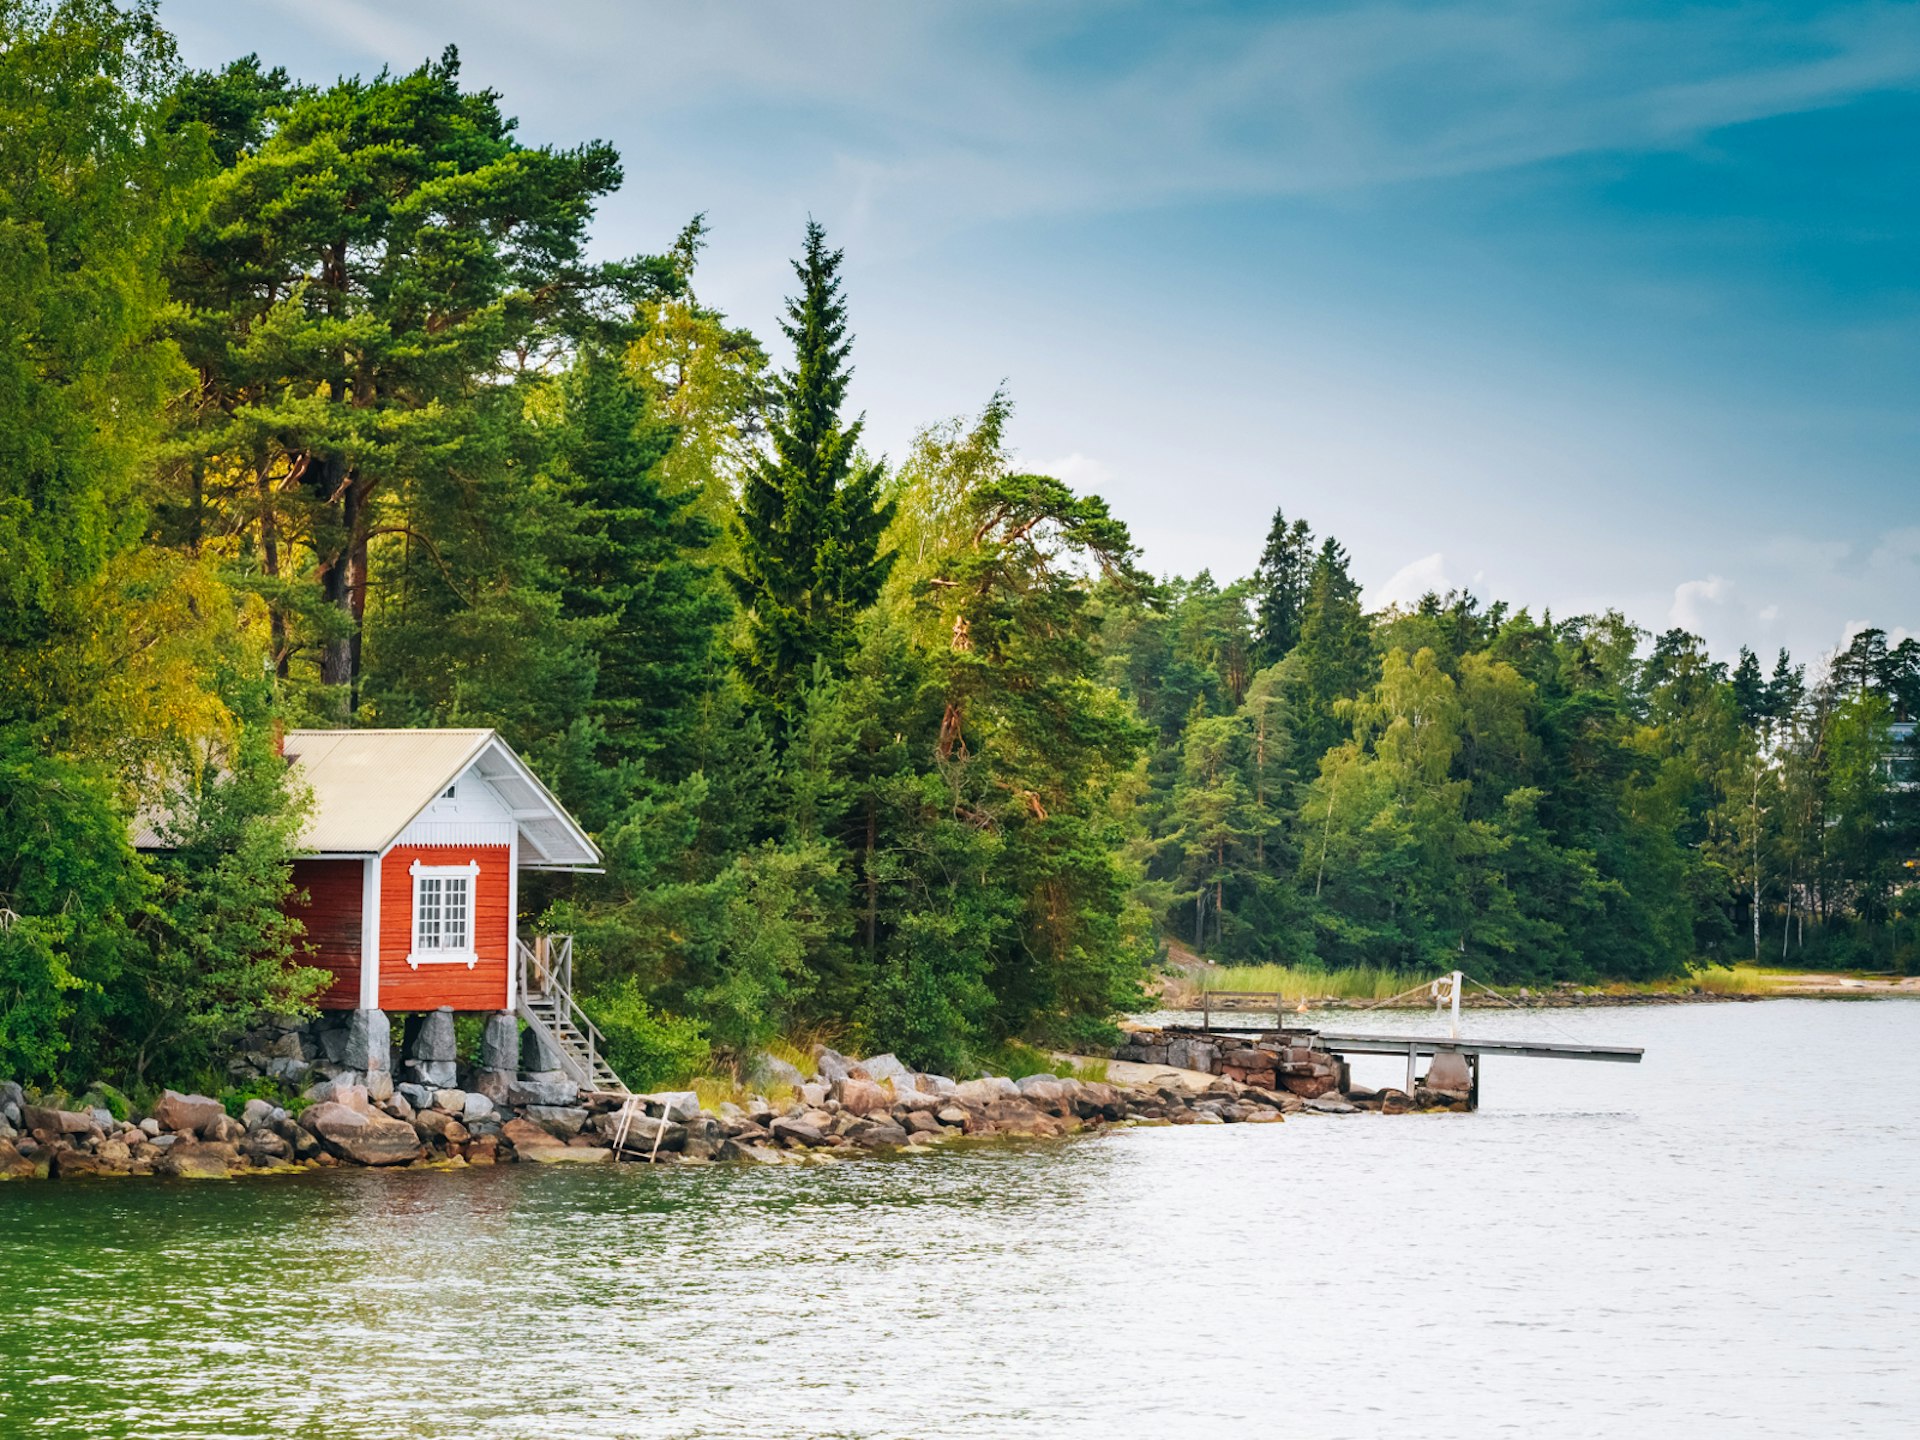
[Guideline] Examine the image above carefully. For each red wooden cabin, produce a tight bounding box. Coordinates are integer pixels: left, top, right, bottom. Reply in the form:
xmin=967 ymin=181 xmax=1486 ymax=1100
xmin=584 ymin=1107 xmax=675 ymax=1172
xmin=149 ymin=729 xmax=600 ymax=1014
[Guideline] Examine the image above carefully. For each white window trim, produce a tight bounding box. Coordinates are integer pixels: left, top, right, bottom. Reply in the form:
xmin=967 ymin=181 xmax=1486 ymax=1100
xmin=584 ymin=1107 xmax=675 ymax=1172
xmin=407 ymin=859 xmax=480 ymax=969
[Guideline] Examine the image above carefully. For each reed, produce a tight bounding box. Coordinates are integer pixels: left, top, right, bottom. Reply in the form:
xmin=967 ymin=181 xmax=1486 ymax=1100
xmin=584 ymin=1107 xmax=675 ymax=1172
xmin=1164 ymin=963 xmax=1424 ymax=1007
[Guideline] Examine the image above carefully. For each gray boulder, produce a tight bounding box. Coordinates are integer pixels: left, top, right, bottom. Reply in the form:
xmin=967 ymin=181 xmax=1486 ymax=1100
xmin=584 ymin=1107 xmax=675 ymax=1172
xmin=813 ymin=1048 xmax=856 ymax=1085
xmin=301 ymin=1101 xmax=423 ymax=1165
xmin=240 ymin=1098 xmax=278 ymax=1132
xmin=201 ymin=1113 xmax=247 ymax=1144
xmin=520 ymin=1024 xmax=565 ymax=1076
xmin=640 ymin=1091 xmax=702 ymax=1124
xmin=595 ymin=1111 xmax=686 ymax=1154
xmin=952 ymin=1077 xmax=1019 ymax=1106
xmin=525 ymin=1105 xmax=589 ymax=1139
xmin=1305 ymin=1092 xmax=1358 ymax=1114
xmin=342 ymin=1007 xmax=392 ymax=1075
xmin=845 ymin=1117 xmax=910 ymax=1149
xmin=914 ymin=1073 xmax=957 ymax=1097
xmin=461 ymin=1092 xmax=495 ymax=1123
xmin=408 ymin=1007 xmax=457 ymax=1063
xmin=507 ymin=1077 xmax=579 ymax=1108
xmin=402 ymin=1059 xmax=457 ymax=1090
xmin=397 ymin=1083 xmax=438 ymax=1112
xmin=769 ymin=1115 xmax=827 ymax=1148
xmin=858 ymin=1053 xmax=916 ymax=1087
xmin=751 ymin=1053 xmax=806 ymax=1089
xmin=480 ymin=1012 xmax=519 ymax=1071
xmin=830 ymin=1078 xmax=893 ymax=1116
xmin=304 ymin=1080 xmax=371 ymax=1113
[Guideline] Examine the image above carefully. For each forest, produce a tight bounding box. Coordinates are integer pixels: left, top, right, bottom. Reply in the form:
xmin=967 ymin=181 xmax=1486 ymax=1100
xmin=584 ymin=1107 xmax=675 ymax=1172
xmin=3 ymin=2 xmax=1915 ymax=1090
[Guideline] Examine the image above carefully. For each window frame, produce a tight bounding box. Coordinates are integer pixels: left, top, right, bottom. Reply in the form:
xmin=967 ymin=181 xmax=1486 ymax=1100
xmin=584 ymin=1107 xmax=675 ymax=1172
xmin=407 ymin=858 xmax=480 ymax=969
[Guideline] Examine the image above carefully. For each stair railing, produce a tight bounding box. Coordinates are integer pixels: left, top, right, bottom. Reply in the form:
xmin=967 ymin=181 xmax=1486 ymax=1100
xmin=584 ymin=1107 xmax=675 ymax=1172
xmin=515 ymin=933 xmax=626 ymax=1094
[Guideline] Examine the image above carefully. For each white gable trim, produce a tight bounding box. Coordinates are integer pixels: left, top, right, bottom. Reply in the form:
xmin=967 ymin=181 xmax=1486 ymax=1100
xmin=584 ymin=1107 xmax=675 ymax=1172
xmin=393 ymin=767 xmax=516 ymax=849
xmin=365 ymin=732 xmax=600 ymax=871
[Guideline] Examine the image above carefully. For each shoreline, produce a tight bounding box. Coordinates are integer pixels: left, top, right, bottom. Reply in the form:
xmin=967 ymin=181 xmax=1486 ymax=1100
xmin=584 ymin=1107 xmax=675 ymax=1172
xmin=1157 ymin=979 xmax=1920 ymax=1014
xmin=0 ymin=1039 xmax=1469 ymax=1184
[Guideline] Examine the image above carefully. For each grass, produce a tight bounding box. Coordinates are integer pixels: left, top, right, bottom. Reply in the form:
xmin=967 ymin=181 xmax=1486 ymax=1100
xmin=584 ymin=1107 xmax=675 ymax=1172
xmin=1661 ymin=965 xmax=1777 ymax=996
xmin=762 ymin=1035 xmax=819 ymax=1079
xmin=1167 ymin=960 xmax=1853 ymax=1007
xmin=1163 ymin=963 xmax=1425 ymax=1008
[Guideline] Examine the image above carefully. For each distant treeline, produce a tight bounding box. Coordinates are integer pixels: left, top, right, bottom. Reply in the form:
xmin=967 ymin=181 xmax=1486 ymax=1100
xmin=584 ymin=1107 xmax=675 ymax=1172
xmin=1 ymin=2 xmax=1913 ymax=1091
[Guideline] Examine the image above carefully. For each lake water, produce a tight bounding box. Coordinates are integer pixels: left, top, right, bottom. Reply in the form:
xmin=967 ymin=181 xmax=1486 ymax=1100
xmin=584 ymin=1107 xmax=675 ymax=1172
xmin=2 ymin=1000 xmax=1916 ymax=1438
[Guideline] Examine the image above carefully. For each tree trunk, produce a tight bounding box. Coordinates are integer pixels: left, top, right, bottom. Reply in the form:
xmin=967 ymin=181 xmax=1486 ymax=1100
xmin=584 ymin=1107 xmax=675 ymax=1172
xmin=258 ymin=457 xmax=287 ymax=678
xmin=314 ymin=452 xmax=354 ymax=709
xmin=864 ymin=797 xmax=878 ymax=950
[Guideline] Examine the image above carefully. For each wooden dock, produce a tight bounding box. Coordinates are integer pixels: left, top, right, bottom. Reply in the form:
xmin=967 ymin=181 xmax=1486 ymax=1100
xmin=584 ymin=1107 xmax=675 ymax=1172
xmin=1199 ymin=1024 xmax=1645 ymax=1065
xmin=1190 ymin=975 xmax=1642 ymax=1105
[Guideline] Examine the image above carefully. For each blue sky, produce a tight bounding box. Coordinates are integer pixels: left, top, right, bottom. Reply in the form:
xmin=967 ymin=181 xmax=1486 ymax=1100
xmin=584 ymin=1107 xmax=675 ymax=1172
xmin=160 ymin=0 xmax=1919 ymax=667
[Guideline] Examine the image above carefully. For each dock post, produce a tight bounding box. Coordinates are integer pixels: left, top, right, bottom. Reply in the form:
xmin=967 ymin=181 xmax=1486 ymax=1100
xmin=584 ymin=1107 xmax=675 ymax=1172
xmin=1468 ymin=1052 xmax=1481 ymax=1110
xmin=1450 ymin=969 xmax=1462 ymax=1040
xmin=1405 ymin=1042 xmax=1416 ymax=1097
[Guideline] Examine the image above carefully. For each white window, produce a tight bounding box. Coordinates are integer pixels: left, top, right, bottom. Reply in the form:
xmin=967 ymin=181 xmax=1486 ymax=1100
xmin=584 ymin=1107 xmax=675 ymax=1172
xmin=408 ymin=859 xmax=479 ymax=968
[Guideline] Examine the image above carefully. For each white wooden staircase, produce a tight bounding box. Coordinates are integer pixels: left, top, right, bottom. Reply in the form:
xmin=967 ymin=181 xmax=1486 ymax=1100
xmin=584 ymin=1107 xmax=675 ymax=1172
xmin=515 ymin=936 xmax=630 ymax=1095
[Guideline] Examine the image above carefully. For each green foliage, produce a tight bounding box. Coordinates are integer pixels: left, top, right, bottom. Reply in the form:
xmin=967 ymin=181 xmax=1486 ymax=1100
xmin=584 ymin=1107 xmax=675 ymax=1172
xmin=729 ymin=222 xmax=895 ymax=726
xmin=2 ymin=6 xmax=1911 ymax=1105
xmin=1252 ymin=506 xmax=1315 ymax=665
xmin=99 ymin=710 xmax=330 ymax=1084
xmin=218 ymin=1076 xmax=283 ymax=1119
xmin=79 ymin=1080 xmax=132 ymax=1121
xmin=0 ymin=731 xmax=146 ymax=1082
xmin=577 ymin=978 xmax=710 ymax=1091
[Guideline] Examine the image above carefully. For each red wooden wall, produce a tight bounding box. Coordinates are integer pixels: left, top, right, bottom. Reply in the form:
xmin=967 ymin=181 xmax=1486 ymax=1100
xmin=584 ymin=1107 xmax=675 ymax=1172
xmin=378 ymin=844 xmax=512 ymax=1012
xmin=288 ymin=859 xmax=363 ymax=1010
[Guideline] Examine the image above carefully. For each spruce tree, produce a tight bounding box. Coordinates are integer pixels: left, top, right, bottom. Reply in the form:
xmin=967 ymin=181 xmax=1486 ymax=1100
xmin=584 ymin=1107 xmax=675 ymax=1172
xmin=1292 ymin=537 xmax=1376 ymax=756
xmin=730 ymin=222 xmax=894 ymax=725
xmin=553 ymin=348 xmax=728 ymax=780
xmin=1252 ymin=505 xmax=1315 ymax=664
xmin=1731 ymin=646 xmax=1768 ymax=725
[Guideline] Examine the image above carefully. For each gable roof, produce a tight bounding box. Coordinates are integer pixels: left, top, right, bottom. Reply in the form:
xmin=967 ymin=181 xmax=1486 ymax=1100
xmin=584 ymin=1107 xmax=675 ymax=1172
xmin=288 ymin=729 xmax=600 ymax=869
xmin=134 ymin=728 xmax=601 ymax=870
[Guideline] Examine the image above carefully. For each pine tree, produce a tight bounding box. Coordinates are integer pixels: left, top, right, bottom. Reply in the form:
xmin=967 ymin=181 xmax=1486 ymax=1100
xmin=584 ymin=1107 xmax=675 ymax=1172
xmin=1252 ymin=506 xmax=1315 ymax=664
xmin=730 ymin=222 xmax=894 ymax=726
xmin=163 ymin=47 xmax=648 ymax=718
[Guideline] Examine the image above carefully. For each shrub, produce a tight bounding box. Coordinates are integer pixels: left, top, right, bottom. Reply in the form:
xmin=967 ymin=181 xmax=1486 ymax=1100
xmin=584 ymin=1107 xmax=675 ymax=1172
xmin=79 ymin=1081 xmax=132 ymax=1121
xmin=578 ymin=979 xmax=710 ymax=1091
xmin=218 ymin=1078 xmax=283 ymax=1118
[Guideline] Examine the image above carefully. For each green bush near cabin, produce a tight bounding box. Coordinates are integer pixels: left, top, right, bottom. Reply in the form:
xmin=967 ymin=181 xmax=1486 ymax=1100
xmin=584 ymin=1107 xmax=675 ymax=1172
xmin=578 ymin=979 xmax=711 ymax=1091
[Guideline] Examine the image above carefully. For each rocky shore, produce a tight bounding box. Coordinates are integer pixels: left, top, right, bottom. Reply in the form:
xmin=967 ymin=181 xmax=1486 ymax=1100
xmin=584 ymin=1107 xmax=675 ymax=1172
xmin=0 ymin=1029 xmax=1473 ymax=1182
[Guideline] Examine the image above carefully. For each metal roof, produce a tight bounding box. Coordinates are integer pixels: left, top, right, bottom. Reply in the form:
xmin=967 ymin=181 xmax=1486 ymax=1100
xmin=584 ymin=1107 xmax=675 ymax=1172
xmin=134 ymin=729 xmax=601 ymax=870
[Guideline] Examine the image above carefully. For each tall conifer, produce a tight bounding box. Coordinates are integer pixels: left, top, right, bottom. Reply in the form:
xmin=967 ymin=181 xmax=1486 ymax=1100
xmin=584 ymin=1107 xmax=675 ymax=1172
xmin=730 ymin=222 xmax=894 ymax=725
xmin=1293 ymin=537 xmax=1376 ymax=756
xmin=1252 ymin=505 xmax=1315 ymax=664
